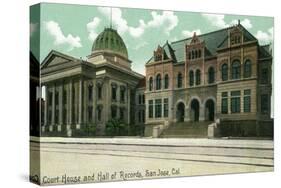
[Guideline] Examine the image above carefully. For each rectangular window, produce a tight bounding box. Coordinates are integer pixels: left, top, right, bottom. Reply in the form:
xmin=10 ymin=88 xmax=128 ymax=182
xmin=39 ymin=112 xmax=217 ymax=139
xmin=231 ymin=91 xmax=241 ymax=113
xmin=112 ymin=87 xmax=117 ymax=101
xmin=138 ymin=94 xmax=142 ymax=104
xmin=120 ymin=108 xmax=124 ymax=121
xmin=244 ymin=89 xmax=251 ymax=113
xmin=138 ymin=111 xmax=142 ymax=123
xmin=55 ymin=91 xmax=59 ymax=106
xmin=155 ymin=99 xmax=162 ymax=118
xmin=88 ymin=86 xmax=93 ymax=101
xmin=221 ymin=92 xmax=228 ymax=114
xmin=97 ymin=108 xmax=102 ymax=121
xmin=48 ymin=92 xmax=52 ymax=107
xmin=48 ymin=109 xmax=52 ymax=123
xmin=120 ymin=89 xmax=125 ymax=103
xmin=164 ymin=98 xmax=169 ymax=117
xmin=111 ymin=106 xmax=117 ymax=119
xmin=63 ymin=89 xmax=67 ymax=105
xmin=97 ymin=86 xmax=102 ymax=100
xmin=88 ymin=106 xmax=93 ymax=122
xmin=149 ymin=100 xmax=153 ymax=118
xmin=63 ymin=108 xmax=67 ymax=124
xmin=55 ymin=109 xmax=59 ymax=124
xmin=261 ymin=68 xmax=268 ymax=84
xmin=261 ymin=94 xmax=269 ymax=114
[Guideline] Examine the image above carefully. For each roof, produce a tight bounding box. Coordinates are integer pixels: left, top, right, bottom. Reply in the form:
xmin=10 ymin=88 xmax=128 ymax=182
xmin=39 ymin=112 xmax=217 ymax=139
xmin=146 ymin=24 xmax=259 ymax=65
xmin=92 ymin=28 xmax=128 ymax=58
xmin=259 ymin=44 xmax=272 ymax=59
xmin=136 ymin=77 xmax=146 ymax=88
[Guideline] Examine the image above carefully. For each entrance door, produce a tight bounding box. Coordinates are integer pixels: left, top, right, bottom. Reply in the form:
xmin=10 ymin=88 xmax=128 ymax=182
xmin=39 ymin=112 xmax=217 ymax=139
xmin=176 ymin=102 xmax=185 ymax=122
xmin=205 ymin=99 xmax=215 ymax=121
xmin=191 ymin=99 xmax=200 ymax=122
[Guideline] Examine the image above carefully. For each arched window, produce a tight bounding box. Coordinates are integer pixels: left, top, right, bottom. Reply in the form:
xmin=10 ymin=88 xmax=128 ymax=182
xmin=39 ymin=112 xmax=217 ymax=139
xmin=189 ymin=70 xmax=194 ymax=86
xmin=208 ymin=67 xmax=215 ymax=84
xmin=97 ymin=83 xmax=102 ymax=100
xmin=149 ymin=77 xmax=153 ymax=91
xmin=232 ymin=60 xmax=241 ymax=79
xmin=195 ymin=50 xmax=198 ymax=58
xmin=221 ymin=63 xmax=228 ymax=81
xmin=164 ymin=74 xmax=169 ymax=89
xmin=97 ymin=106 xmax=102 ymax=121
xmin=177 ymin=73 xmax=183 ymax=88
xmin=196 ymin=69 xmax=201 ymax=85
xmin=192 ymin=51 xmax=194 ymax=59
xmin=198 ymin=49 xmax=201 ymax=58
xmin=244 ymin=60 xmax=252 ymax=78
xmin=88 ymin=84 xmax=93 ymax=101
xmin=156 ymin=74 xmax=161 ymax=90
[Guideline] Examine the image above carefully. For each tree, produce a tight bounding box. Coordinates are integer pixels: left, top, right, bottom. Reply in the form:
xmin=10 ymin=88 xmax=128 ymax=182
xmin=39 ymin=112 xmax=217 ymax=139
xmin=105 ymin=119 xmax=129 ymax=136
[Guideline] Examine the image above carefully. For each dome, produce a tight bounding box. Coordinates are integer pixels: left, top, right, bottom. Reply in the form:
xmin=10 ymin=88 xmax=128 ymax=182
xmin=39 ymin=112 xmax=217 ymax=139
xmin=92 ymin=28 xmax=128 ymax=58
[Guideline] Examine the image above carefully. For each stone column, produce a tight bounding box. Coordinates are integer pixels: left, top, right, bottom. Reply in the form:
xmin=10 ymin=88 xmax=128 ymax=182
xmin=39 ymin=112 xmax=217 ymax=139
xmin=43 ymin=85 xmax=48 ymax=127
xmin=69 ymin=80 xmax=73 ymax=124
xmin=104 ymin=79 xmax=109 ymax=123
xmin=93 ymin=81 xmax=96 ymax=124
xmin=58 ymin=83 xmax=63 ymax=132
xmin=77 ymin=78 xmax=83 ymax=129
xmin=42 ymin=85 xmax=48 ymax=133
xmin=50 ymin=85 xmax=55 ymax=131
xmin=67 ymin=80 xmax=73 ymax=137
xmin=199 ymin=104 xmax=205 ymax=121
xmin=185 ymin=106 xmax=190 ymax=122
xmin=83 ymin=81 xmax=88 ymax=124
xmin=228 ymin=94 xmax=231 ymax=114
xmin=127 ymin=86 xmax=131 ymax=125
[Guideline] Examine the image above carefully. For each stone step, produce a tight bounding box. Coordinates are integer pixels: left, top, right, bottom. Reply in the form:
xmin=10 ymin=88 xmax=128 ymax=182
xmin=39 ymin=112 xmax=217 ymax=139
xmin=160 ymin=121 xmax=212 ymax=138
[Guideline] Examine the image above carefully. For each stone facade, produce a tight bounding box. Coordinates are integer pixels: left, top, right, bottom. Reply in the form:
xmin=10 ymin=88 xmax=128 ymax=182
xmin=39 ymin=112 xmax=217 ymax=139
xmin=145 ymin=24 xmax=273 ymax=137
xmin=40 ymin=28 xmax=144 ymax=136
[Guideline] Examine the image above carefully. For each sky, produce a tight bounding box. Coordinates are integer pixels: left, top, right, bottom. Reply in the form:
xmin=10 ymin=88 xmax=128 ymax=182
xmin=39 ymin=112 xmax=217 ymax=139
xmin=30 ymin=3 xmax=274 ymax=75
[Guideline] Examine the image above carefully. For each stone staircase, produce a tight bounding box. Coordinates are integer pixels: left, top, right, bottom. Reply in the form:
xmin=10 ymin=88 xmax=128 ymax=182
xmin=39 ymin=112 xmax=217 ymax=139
xmin=160 ymin=121 xmax=212 ymax=138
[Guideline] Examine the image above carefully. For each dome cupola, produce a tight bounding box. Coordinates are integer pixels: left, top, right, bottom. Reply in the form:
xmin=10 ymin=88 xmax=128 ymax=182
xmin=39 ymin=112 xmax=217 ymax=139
xmin=92 ymin=28 xmax=128 ymax=58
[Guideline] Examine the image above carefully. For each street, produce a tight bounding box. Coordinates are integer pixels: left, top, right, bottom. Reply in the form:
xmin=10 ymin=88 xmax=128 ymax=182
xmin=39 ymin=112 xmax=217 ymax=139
xmin=30 ymin=137 xmax=273 ymax=185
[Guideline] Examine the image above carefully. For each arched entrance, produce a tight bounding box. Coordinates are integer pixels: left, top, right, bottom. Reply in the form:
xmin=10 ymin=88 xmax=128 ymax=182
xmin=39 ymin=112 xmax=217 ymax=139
xmin=205 ymin=99 xmax=215 ymax=121
xmin=176 ymin=102 xmax=185 ymax=122
xmin=190 ymin=99 xmax=200 ymax=122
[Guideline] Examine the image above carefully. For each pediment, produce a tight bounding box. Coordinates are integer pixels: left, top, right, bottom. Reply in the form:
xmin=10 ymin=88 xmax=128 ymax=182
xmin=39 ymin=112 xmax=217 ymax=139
xmin=41 ymin=50 xmax=79 ymax=69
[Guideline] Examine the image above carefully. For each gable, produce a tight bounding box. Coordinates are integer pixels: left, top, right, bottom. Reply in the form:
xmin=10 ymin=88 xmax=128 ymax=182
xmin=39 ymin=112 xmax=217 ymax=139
xmin=47 ymin=56 xmax=70 ymax=67
xmin=41 ymin=50 xmax=80 ymax=69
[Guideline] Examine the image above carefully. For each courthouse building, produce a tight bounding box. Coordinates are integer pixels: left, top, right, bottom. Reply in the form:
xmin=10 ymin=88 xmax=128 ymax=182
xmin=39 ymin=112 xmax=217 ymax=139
xmin=40 ymin=22 xmax=273 ymax=137
xmin=40 ymin=28 xmax=144 ymax=136
xmin=144 ymin=22 xmax=273 ymax=137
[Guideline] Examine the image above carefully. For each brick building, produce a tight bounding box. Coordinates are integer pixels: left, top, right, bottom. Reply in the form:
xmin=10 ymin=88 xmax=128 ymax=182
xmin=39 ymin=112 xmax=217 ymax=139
xmin=144 ymin=23 xmax=273 ymax=137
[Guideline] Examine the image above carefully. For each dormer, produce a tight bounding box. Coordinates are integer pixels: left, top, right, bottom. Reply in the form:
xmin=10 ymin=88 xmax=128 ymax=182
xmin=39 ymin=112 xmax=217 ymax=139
xmin=190 ymin=32 xmax=201 ymax=44
xmin=154 ymin=45 xmax=164 ymax=62
xmin=230 ymin=22 xmax=243 ymax=46
xmin=186 ymin=32 xmax=205 ymax=61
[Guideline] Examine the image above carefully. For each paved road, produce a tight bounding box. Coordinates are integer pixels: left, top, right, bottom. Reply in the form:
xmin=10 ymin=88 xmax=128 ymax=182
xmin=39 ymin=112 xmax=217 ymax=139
xmin=30 ymin=137 xmax=273 ymax=186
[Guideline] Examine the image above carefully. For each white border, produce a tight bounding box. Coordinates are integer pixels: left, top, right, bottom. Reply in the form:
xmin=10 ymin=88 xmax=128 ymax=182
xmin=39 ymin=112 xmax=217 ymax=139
xmin=0 ymin=0 xmax=280 ymax=187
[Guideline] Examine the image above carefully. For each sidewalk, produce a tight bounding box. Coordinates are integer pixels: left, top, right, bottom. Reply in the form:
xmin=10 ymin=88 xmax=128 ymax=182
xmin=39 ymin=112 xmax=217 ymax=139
xmin=30 ymin=136 xmax=273 ymax=149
